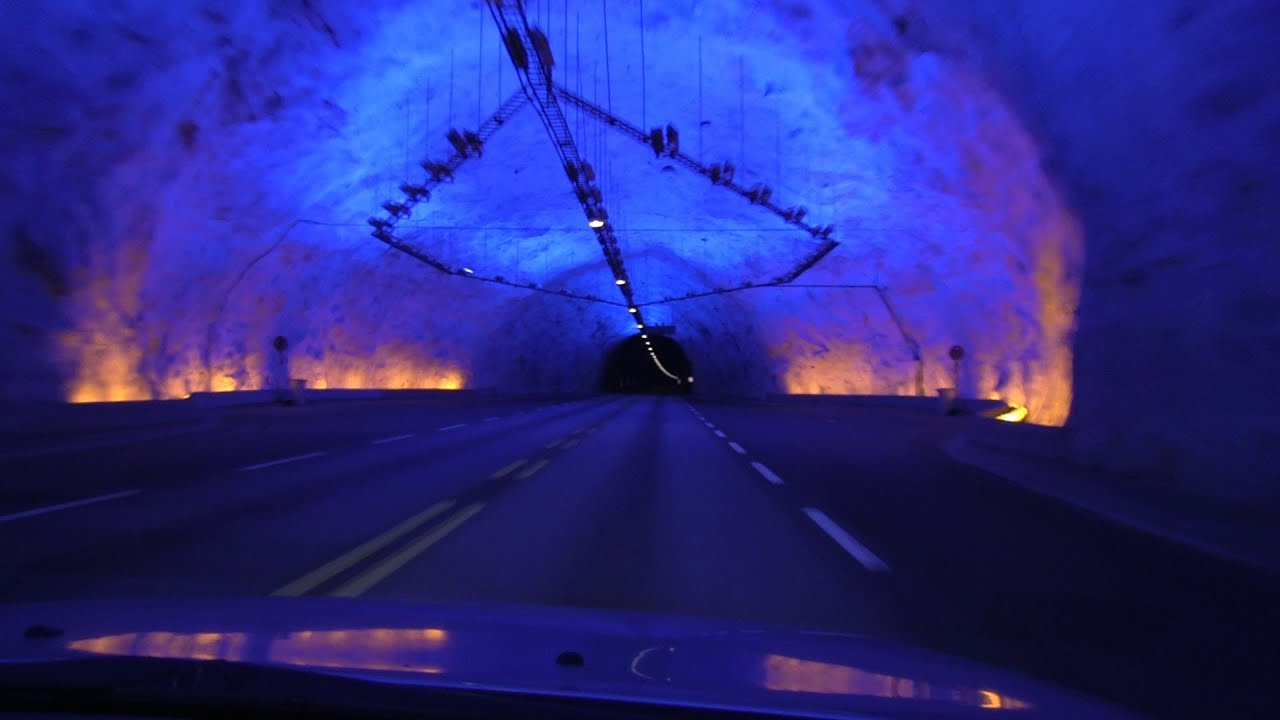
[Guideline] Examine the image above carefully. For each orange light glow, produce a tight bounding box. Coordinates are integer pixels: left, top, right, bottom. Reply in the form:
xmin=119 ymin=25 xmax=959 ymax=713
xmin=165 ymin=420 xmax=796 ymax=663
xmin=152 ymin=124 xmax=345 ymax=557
xmin=59 ymin=330 xmax=467 ymax=402
xmin=777 ymin=340 xmax=908 ymax=397
xmin=62 ymin=338 xmax=152 ymax=403
xmin=211 ymin=376 xmax=238 ymax=393
xmin=69 ymin=631 xmax=250 ymax=663
xmin=979 ymin=689 xmax=1032 ymax=710
xmin=764 ymin=654 xmax=911 ymax=698
xmin=994 ymin=405 xmax=1029 ymax=423
xmin=762 ymin=654 xmax=1031 ymax=711
xmin=69 ymin=627 xmax=449 ymax=676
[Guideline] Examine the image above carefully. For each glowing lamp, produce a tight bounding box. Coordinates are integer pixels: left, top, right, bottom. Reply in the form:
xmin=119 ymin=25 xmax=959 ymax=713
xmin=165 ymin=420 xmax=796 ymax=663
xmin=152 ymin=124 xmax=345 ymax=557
xmin=461 ymin=267 xmax=474 ymax=274
xmin=687 ymin=376 xmax=694 ymax=383
xmin=641 ymin=334 xmax=648 ymax=339
xmin=588 ymin=219 xmax=605 ymax=228
xmin=636 ymin=323 xmax=644 ymax=329
xmin=628 ymin=307 xmax=638 ymax=314
xmin=615 ymin=279 xmax=627 ymax=286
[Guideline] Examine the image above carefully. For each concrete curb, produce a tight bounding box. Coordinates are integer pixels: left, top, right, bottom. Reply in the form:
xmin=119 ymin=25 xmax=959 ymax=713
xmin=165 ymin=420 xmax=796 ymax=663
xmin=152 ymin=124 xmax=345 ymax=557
xmin=944 ymin=433 xmax=1280 ymax=575
xmin=763 ymin=393 xmax=1009 ymax=414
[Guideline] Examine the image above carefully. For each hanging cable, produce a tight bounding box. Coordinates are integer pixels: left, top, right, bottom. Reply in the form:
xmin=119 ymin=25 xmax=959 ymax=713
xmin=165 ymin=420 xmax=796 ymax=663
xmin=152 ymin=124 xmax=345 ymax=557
xmin=602 ymin=0 xmax=612 ymax=113
xmin=639 ymin=0 xmax=647 ymax=129
xmin=738 ymin=55 xmax=745 ymax=169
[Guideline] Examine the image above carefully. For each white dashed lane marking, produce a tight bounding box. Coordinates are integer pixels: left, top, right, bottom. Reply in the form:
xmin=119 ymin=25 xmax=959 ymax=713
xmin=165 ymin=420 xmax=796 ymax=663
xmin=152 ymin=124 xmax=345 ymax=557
xmin=371 ymin=434 xmax=414 ymax=445
xmin=728 ymin=441 xmax=747 ymax=455
xmin=803 ymin=508 xmax=890 ymax=573
xmin=713 ymin=430 xmax=727 ymax=439
xmin=437 ymin=423 xmax=467 ymax=432
xmin=0 ymin=489 xmax=141 ymax=525
xmin=750 ymin=461 xmax=784 ymax=485
xmin=240 ymin=452 xmax=327 ymax=472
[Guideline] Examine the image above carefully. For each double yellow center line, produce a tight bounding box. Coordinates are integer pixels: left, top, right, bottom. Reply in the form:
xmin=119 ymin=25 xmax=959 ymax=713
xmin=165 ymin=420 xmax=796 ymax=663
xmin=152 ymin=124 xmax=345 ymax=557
xmin=272 ymin=500 xmax=481 ymax=597
xmin=330 ymin=502 xmax=486 ymax=597
xmin=272 ymin=422 xmax=603 ymax=598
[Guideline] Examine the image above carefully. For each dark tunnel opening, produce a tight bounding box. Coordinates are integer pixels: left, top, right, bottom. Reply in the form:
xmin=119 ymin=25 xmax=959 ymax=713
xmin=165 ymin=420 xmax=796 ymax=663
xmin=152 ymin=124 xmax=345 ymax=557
xmin=600 ymin=334 xmax=693 ymax=395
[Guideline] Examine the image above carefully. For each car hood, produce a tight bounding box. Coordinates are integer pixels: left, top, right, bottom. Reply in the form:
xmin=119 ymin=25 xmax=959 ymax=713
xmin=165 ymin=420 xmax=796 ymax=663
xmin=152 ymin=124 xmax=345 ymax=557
xmin=0 ymin=597 xmax=1136 ymax=719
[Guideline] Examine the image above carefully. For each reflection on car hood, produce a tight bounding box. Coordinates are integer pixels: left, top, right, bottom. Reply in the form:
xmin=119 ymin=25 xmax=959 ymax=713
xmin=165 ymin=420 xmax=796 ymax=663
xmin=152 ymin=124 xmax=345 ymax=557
xmin=0 ymin=598 xmax=1135 ymax=719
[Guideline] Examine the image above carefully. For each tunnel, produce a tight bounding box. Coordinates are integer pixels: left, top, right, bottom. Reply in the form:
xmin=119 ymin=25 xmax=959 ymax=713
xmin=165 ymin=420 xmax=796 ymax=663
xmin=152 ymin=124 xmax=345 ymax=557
xmin=599 ymin=334 xmax=693 ymax=395
xmin=0 ymin=0 xmax=1276 ymax=500
xmin=1 ymin=5 xmax=1278 ymax=717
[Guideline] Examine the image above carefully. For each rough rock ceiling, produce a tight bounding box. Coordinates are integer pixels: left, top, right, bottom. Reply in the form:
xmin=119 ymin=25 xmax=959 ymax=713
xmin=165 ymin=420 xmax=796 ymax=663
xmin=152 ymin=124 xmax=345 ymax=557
xmin=0 ymin=0 xmax=1080 ymax=423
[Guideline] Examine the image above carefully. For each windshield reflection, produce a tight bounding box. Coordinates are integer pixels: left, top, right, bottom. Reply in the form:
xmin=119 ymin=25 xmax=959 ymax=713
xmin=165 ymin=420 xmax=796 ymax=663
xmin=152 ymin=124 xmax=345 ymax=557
xmin=763 ymin=654 xmax=1032 ymax=711
xmin=69 ymin=627 xmax=449 ymax=675
xmin=68 ymin=629 xmax=1029 ymax=711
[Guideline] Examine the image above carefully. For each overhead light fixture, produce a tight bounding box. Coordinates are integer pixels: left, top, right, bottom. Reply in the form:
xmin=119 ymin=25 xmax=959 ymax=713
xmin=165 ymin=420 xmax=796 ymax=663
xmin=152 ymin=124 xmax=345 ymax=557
xmin=615 ymin=279 xmax=627 ymax=286
xmin=628 ymin=307 xmax=638 ymax=314
xmin=636 ymin=323 xmax=644 ymax=329
xmin=588 ymin=219 xmax=605 ymax=228
xmin=461 ymin=267 xmax=474 ymax=274
xmin=641 ymin=334 xmax=648 ymax=339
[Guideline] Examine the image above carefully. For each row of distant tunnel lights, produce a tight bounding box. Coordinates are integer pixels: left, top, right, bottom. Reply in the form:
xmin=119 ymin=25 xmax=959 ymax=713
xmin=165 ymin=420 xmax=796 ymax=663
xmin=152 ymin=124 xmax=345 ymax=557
xmin=459 ymin=248 xmax=683 ymax=384
xmin=623 ymin=278 xmax=684 ymax=384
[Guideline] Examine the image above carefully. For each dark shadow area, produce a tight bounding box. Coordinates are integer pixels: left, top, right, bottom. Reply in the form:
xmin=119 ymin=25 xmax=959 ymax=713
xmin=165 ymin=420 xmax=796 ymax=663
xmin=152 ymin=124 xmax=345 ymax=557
xmin=599 ymin=334 xmax=693 ymax=395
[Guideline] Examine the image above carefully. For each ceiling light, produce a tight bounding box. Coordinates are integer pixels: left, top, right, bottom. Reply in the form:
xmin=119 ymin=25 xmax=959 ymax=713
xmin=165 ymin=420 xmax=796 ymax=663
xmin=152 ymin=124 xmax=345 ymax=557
xmin=641 ymin=334 xmax=648 ymax=339
xmin=461 ymin=267 xmax=474 ymax=274
xmin=615 ymin=279 xmax=627 ymax=286
xmin=636 ymin=324 xmax=644 ymax=329
xmin=628 ymin=307 xmax=638 ymax=314
xmin=588 ymin=219 xmax=605 ymax=228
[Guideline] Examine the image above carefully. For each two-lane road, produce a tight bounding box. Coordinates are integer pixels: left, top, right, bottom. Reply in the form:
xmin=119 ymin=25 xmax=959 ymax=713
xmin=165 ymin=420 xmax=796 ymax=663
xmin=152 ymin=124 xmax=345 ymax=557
xmin=1 ymin=394 xmax=1277 ymax=718
xmin=0 ymin=396 xmax=905 ymax=640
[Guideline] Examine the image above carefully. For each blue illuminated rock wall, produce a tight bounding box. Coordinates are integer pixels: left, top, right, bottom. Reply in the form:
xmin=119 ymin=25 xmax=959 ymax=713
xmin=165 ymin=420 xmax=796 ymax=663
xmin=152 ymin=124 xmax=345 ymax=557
xmin=3 ymin=0 xmax=1271 ymax=500
xmin=906 ymin=0 xmax=1280 ymax=499
xmin=1 ymin=1 xmax=1086 ymax=424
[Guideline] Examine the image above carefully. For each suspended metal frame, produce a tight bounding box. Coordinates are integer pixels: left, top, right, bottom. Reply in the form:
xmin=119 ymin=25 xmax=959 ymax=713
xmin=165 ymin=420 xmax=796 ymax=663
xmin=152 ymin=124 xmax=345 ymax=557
xmin=556 ymin=86 xmax=840 ymax=287
xmin=368 ymin=1 xmax=839 ymax=314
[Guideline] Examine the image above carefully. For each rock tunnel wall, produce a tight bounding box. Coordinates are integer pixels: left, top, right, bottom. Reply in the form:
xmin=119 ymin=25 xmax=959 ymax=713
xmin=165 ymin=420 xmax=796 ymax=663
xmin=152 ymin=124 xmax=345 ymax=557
xmin=3 ymin=0 xmax=1272 ymax=500
xmin=901 ymin=0 xmax=1280 ymax=499
xmin=0 ymin=0 xmax=1082 ymax=420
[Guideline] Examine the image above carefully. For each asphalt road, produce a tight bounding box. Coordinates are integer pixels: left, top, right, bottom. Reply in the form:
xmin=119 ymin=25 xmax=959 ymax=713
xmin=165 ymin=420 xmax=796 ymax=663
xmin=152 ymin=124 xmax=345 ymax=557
xmin=1 ymin=394 xmax=1277 ymax=718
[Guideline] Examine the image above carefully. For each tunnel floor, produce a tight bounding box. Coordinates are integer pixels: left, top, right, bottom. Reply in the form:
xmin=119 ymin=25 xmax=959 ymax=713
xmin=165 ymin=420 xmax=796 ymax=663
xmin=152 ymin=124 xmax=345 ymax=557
xmin=2 ymin=395 xmax=1277 ymax=718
